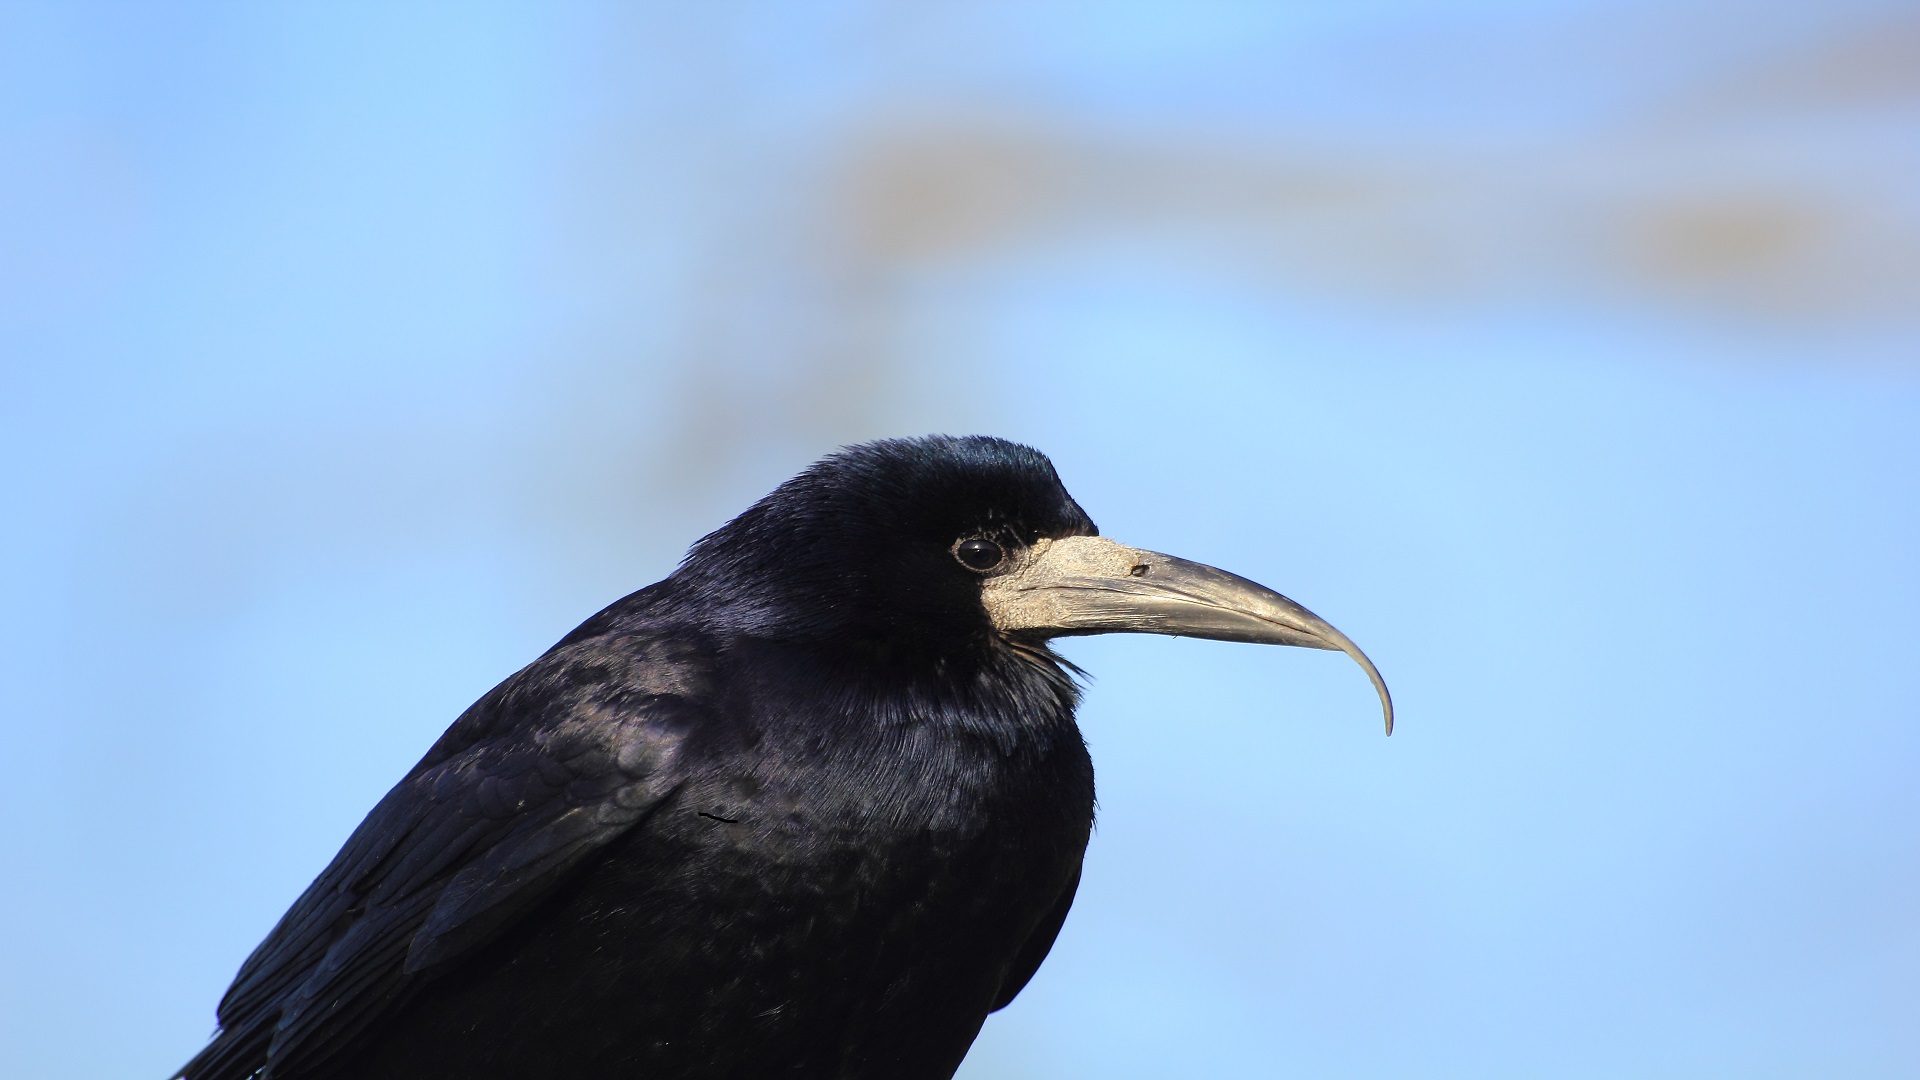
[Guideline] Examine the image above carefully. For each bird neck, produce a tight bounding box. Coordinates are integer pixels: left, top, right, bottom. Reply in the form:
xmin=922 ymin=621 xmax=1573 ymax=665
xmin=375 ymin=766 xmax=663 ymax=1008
xmin=724 ymin=633 xmax=1083 ymax=759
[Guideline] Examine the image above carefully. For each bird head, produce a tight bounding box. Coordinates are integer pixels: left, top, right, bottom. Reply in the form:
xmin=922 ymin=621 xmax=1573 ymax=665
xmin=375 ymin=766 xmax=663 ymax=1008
xmin=678 ymin=435 xmax=1391 ymax=733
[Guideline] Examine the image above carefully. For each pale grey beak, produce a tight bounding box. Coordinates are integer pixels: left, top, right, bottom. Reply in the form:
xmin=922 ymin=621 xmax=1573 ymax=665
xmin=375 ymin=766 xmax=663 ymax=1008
xmin=982 ymin=535 xmax=1393 ymax=734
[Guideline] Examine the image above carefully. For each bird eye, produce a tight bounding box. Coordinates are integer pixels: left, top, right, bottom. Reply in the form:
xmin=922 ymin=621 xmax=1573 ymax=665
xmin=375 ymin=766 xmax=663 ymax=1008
xmin=953 ymin=538 xmax=1004 ymax=572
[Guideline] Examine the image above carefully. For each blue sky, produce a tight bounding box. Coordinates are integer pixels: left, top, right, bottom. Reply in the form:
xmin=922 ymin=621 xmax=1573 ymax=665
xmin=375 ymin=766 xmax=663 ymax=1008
xmin=2 ymin=3 xmax=1916 ymax=1077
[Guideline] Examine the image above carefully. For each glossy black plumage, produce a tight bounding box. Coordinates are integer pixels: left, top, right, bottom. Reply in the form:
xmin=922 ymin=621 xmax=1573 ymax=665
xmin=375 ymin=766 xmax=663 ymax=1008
xmin=180 ymin=436 xmax=1103 ymax=1080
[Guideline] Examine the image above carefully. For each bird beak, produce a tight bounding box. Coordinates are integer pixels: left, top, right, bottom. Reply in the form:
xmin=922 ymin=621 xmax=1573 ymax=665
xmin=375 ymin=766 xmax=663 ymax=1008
xmin=982 ymin=535 xmax=1394 ymax=734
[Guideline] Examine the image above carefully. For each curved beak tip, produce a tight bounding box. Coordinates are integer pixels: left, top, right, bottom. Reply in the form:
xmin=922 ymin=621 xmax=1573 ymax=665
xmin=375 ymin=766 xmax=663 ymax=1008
xmin=1338 ymin=641 xmax=1394 ymax=737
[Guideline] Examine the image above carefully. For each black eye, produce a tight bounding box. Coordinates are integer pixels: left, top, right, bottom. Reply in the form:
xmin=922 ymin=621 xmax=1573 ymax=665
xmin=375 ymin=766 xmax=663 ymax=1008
xmin=953 ymin=538 xmax=1004 ymax=572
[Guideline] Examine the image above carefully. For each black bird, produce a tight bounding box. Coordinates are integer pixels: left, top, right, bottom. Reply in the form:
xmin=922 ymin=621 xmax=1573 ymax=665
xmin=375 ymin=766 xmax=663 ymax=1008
xmin=176 ymin=435 xmax=1391 ymax=1080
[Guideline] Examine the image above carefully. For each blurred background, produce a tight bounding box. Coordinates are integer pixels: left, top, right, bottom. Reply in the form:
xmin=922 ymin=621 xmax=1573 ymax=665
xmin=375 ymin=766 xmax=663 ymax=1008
xmin=3 ymin=1 xmax=1917 ymax=1076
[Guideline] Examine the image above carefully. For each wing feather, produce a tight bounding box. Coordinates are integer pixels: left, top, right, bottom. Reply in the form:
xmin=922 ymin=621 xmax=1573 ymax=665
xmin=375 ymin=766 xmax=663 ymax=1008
xmin=175 ymin=631 xmax=710 ymax=1080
